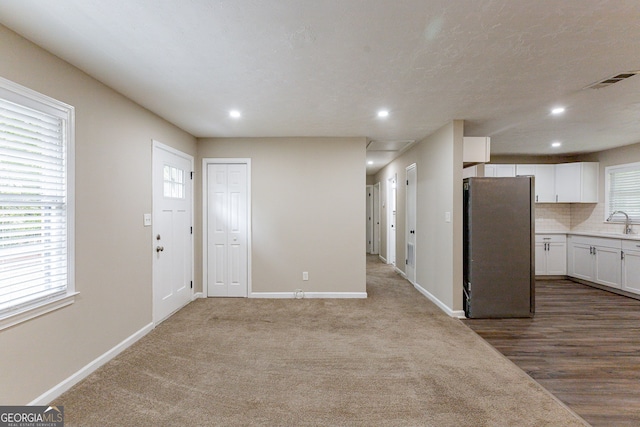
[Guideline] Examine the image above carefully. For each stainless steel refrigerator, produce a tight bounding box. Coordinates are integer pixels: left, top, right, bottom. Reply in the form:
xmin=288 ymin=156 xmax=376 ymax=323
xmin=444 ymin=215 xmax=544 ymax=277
xmin=463 ymin=177 xmax=535 ymax=318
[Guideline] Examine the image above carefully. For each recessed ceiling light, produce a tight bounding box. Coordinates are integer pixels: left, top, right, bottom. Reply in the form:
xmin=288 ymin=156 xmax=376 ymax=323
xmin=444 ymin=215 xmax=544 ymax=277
xmin=377 ymin=110 xmax=389 ymax=118
xmin=367 ymin=161 xmax=374 ymax=165
xmin=229 ymin=110 xmax=241 ymax=118
xmin=551 ymin=141 xmax=562 ymax=148
xmin=551 ymin=107 xmax=565 ymax=115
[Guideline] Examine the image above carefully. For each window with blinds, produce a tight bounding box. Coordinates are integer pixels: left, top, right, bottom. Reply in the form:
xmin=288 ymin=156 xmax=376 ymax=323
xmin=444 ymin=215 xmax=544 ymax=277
xmin=605 ymin=162 xmax=640 ymax=223
xmin=0 ymin=77 xmax=75 ymax=328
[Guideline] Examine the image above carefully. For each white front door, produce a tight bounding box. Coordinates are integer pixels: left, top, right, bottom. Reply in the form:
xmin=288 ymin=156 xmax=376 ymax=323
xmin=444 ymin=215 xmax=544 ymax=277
xmin=152 ymin=141 xmax=193 ymax=323
xmin=406 ymin=164 xmax=417 ymax=283
xmin=207 ymin=163 xmax=248 ymax=297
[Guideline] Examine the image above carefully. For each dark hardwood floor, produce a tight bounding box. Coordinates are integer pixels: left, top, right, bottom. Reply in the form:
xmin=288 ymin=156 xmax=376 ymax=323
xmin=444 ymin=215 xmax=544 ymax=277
xmin=463 ymin=279 xmax=640 ymax=427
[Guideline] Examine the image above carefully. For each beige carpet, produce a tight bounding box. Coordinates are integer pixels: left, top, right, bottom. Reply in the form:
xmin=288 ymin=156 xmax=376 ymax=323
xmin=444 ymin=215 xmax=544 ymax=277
xmin=55 ymin=256 xmax=587 ymax=426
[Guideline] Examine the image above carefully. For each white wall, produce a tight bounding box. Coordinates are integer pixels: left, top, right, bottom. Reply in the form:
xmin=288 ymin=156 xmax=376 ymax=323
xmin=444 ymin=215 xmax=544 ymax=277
xmin=197 ymin=137 xmax=366 ymax=295
xmin=0 ymin=24 xmax=197 ymax=403
xmin=374 ymin=121 xmax=464 ymax=314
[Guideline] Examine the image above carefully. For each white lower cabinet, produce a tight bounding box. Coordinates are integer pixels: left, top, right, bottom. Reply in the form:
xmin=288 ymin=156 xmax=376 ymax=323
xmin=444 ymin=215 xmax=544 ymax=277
xmin=622 ymin=241 xmax=640 ymax=294
xmin=567 ymin=235 xmax=622 ymax=290
xmin=594 ymin=245 xmax=622 ymax=289
xmin=535 ymin=234 xmax=566 ymax=275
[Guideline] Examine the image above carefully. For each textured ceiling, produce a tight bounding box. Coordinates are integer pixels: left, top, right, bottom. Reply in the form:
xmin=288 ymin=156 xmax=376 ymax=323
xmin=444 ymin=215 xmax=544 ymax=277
xmin=1 ymin=0 xmax=640 ymax=174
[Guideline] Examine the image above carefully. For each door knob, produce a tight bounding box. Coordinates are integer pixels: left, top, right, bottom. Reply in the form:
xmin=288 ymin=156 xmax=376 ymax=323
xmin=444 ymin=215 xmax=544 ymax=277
xmin=156 ymin=246 xmax=164 ymax=253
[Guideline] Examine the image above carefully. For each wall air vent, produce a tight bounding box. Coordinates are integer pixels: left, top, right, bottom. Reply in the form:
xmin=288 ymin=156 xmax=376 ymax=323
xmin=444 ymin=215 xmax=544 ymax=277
xmin=586 ymin=71 xmax=640 ymax=89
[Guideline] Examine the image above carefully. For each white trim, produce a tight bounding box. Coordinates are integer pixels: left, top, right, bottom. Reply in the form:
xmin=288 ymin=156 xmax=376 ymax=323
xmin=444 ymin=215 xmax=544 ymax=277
xmin=378 ymin=254 xmax=387 ymax=263
xmin=405 ymin=163 xmax=417 ymax=284
xmin=373 ymin=182 xmax=381 ymax=254
xmin=366 ymin=184 xmax=373 ymax=254
xmin=193 ymin=292 xmax=204 ymax=300
xmin=413 ymin=281 xmax=465 ymax=318
xmin=151 ymin=140 xmax=195 ymax=324
xmin=0 ymin=293 xmax=78 ymax=332
xmin=394 ymin=266 xmax=407 ymax=278
xmin=250 ymin=292 xmax=368 ymax=299
xmin=28 ymin=322 xmax=154 ymax=405
xmin=202 ymin=158 xmax=252 ymax=298
xmin=387 ymin=173 xmax=397 ymax=267
xmin=604 ymin=161 xmax=640 ymax=223
xmin=0 ymin=76 xmax=76 ymax=328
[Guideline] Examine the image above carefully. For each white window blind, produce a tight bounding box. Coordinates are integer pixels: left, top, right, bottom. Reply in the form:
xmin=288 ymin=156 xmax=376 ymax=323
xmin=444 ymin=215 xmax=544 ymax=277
xmin=606 ymin=162 xmax=640 ymax=223
xmin=0 ymin=77 xmax=74 ymax=326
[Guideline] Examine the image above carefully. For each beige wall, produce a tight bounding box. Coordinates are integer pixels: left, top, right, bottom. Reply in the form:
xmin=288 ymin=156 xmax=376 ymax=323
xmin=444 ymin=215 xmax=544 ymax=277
xmin=197 ymin=137 xmax=366 ymax=294
xmin=570 ymin=142 xmax=640 ymax=233
xmin=374 ymin=121 xmax=464 ymax=313
xmin=0 ymin=25 xmax=197 ymax=403
xmin=495 ymin=143 xmax=640 ymax=234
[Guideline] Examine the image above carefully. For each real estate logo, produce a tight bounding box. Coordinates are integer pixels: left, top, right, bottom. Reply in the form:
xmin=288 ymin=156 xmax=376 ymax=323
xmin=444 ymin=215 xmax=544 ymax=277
xmin=0 ymin=406 xmax=64 ymax=427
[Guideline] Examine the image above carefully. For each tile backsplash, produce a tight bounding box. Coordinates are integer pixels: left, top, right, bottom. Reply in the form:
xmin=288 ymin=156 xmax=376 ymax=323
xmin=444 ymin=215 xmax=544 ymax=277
xmin=535 ymin=203 xmax=632 ymax=234
xmin=535 ymin=204 xmax=571 ymax=232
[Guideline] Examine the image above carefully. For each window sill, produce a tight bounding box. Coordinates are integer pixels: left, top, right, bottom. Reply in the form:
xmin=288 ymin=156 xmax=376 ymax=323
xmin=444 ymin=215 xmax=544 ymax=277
xmin=0 ymin=292 xmax=79 ymax=331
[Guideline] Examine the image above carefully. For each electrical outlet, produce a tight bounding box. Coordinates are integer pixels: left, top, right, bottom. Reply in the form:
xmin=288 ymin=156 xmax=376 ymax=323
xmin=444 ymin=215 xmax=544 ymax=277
xmin=302 ymin=272 xmax=309 ymax=281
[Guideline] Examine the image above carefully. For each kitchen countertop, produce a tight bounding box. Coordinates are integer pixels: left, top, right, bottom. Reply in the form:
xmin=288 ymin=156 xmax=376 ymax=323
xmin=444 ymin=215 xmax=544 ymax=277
xmin=537 ymin=230 xmax=640 ymax=241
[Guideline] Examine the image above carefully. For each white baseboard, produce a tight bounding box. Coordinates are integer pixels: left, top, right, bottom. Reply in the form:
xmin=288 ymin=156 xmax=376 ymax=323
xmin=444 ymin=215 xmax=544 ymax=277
xmin=193 ymin=292 xmax=204 ymax=300
xmin=412 ymin=282 xmax=465 ymax=318
xmin=28 ymin=322 xmax=154 ymax=405
xmin=250 ymin=292 xmax=368 ymax=299
xmin=378 ymin=255 xmax=387 ymax=263
xmin=394 ymin=266 xmax=407 ymax=278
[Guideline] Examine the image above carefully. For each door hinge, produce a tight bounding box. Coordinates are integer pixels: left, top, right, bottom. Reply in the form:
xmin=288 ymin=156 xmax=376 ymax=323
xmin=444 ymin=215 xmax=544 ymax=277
xmin=406 ymin=259 xmax=408 ymax=265
xmin=190 ymin=280 xmax=193 ymax=289
xmin=190 ymin=171 xmax=194 ymax=179
xmin=406 ymin=180 xmax=409 ymax=185
xmin=190 ymin=226 xmax=193 ymax=234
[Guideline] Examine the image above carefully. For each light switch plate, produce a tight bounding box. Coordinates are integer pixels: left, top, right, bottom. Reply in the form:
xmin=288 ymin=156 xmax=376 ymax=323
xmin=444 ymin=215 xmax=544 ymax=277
xmin=143 ymin=213 xmax=152 ymax=227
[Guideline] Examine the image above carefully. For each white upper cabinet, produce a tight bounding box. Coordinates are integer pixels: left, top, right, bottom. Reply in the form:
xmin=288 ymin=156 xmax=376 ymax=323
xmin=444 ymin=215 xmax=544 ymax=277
xmin=516 ymin=164 xmax=556 ymax=203
xmin=463 ymin=137 xmax=491 ymax=164
xmin=484 ymin=164 xmax=516 ymax=177
xmin=555 ymin=162 xmax=599 ymax=203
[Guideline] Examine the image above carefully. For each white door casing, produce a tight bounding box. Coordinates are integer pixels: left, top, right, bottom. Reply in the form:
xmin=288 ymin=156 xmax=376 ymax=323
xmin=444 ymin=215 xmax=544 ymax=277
xmin=204 ymin=160 xmax=250 ymax=297
xmin=373 ymin=183 xmax=380 ymax=255
xmin=406 ymin=164 xmax=417 ymax=283
xmin=366 ymin=185 xmax=373 ymax=253
xmin=388 ymin=175 xmax=396 ymax=266
xmin=152 ymin=141 xmax=193 ymax=324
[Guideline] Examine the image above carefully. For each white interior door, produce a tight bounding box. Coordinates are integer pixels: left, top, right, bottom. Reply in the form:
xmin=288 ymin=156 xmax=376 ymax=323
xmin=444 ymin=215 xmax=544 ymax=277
xmin=366 ymin=185 xmax=373 ymax=253
xmin=406 ymin=164 xmax=417 ymax=283
xmin=373 ymin=183 xmax=380 ymax=255
xmin=388 ymin=175 xmax=396 ymax=266
xmin=152 ymin=141 xmax=193 ymax=324
xmin=207 ymin=163 xmax=248 ymax=297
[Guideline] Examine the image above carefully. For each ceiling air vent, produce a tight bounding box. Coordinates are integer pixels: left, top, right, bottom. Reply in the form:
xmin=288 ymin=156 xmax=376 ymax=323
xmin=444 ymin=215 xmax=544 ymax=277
xmin=586 ymin=71 xmax=640 ymax=89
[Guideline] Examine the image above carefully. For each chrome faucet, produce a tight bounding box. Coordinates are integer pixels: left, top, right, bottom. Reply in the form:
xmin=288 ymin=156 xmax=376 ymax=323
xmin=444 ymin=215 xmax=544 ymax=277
xmin=607 ymin=210 xmax=632 ymax=234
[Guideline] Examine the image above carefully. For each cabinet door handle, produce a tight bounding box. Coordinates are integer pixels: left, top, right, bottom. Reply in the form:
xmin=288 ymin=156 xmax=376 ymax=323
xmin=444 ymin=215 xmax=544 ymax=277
xmin=556 ymin=194 xmax=558 ymax=202
xmin=593 ymin=247 xmax=597 ymax=255
xmin=621 ymin=251 xmax=625 ymax=260
xmin=590 ymin=246 xmax=593 ymax=255
xmin=536 ymin=195 xmax=539 ymax=202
